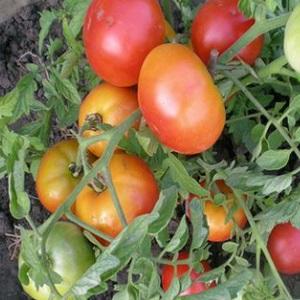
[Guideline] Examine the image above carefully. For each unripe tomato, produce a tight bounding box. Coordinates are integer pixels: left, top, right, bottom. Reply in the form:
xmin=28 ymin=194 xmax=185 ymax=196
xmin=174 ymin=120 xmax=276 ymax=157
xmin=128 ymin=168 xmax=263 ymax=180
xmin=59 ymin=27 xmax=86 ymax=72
xmin=78 ymin=83 xmax=139 ymax=157
xmin=161 ymin=251 xmax=215 ymax=295
xmin=83 ymin=0 xmax=165 ymax=87
xmin=36 ymin=140 xmax=80 ymax=213
xmin=188 ymin=180 xmax=247 ymax=242
xmin=138 ymin=43 xmax=225 ymax=155
xmin=19 ymin=222 xmax=95 ymax=300
xmin=267 ymin=222 xmax=300 ymax=274
xmin=74 ymin=153 xmax=159 ymax=238
xmin=284 ymin=4 xmax=300 ymax=73
xmin=191 ymin=0 xmax=264 ymax=65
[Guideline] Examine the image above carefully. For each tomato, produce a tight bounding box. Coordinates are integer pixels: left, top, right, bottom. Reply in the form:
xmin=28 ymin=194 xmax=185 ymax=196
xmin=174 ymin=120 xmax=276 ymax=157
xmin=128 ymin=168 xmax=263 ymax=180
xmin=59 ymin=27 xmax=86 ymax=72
xmin=36 ymin=140 xmax=80 ymax=213
xmin=191 ymin=0 xmax=264 ymax=65
xmin=161 ymin=251 xmax=215 ymax=295
xmin=284 ymin=4 xmax=300 ymax=73
xmin=78 ymin=82 xmax=139 ymax=157
xmin=83 ymin=0 xmax=165 ymax=87
xmin=74 ymin=152 xmax=159 ymax=238
xmin=164 ymin=19 xmax=176 ymax=41
xmin=19 ymin=222 xmax=95 ymax=300
xmin=267 ymin=222 xmax=300 ymax=274
xmin=138 ymin=43 xmax=225 ymax=155
xmin=188 ymin=180 xmax=247 ymax=242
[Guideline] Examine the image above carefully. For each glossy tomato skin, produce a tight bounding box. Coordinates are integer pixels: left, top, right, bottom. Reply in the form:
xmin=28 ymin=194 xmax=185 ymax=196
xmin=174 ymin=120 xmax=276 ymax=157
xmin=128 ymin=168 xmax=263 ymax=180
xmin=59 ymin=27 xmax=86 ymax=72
xmin=36 ymin=140 xmax=80 ymax=213
xmin=191 ymin=0 xmax=264 ymax=65
xmin=79 ymin=83 xmax=139 ymax=157
xmin=19 ymin=222 xmax=95 ymax=300
xmin=267 ymin=222 xmax=300 ymax=274
xmin=138 ymin=44 xmax=225 ymax=155
xmin=75 ymin=153 xmax=159 ymax=238
xmin=83 ymin=0 xmax=165 ymax=87
xmin=188 ymin=181 xmax=247 ymax=242
xmin=161 ymin=251 xmax=215 ymax=295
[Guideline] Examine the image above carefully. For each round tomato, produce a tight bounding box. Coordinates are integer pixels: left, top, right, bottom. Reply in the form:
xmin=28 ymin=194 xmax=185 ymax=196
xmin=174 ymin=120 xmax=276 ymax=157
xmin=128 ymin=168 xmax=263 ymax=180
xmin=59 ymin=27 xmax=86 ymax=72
xmin=161 ymin=251 xmax=215 ymax=296
xmin=78 ymin=82 xmax=139 ymax=157
xmin=188 ymin=180 xmax=247 ymax=242
xmin=19 ymin=222 xmax=95 ymax=300
xmin=36 ymin=140 xmax=80 ymax=213
xmin=83 ymin=0 xmax=165 ymax=87
xmin=267 ymin=222 xmax=300 ymax=274
xmin=74 ymin=152 xmax=159 ymax=238
xmin=191 ymin=0 xmax=264 ymax=65
xmin=138 ymin=43 xmax=225 ymax=155
xmin=284 ymin=4 xmax=300 ymax=73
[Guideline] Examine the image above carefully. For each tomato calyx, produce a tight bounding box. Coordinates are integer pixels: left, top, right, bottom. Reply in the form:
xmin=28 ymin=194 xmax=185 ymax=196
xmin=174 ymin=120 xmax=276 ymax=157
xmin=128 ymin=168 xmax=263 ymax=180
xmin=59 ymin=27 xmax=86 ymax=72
xmin=85 ymin=113 xmax=103 ymax=131
xmin=68 ymin=162 xmax=83 ymax=178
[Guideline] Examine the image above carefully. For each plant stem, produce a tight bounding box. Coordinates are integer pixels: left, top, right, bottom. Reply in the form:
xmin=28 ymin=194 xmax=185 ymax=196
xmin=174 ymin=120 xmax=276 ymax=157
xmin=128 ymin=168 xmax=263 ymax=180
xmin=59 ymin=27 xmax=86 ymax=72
xmin=25 ymin=215 xmax=41 ymax=237
xmin=219 ymin=14 xmax=290 ymax=64
xmin=162 ymin=0 xmax=174 ymax=26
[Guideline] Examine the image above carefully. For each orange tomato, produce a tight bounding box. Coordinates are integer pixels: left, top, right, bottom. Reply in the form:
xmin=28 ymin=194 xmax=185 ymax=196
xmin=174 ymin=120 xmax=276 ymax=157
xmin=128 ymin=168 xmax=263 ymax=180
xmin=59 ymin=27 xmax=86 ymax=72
xmin=74 ymin=153 xmax=159 ymax=238
xmin=79 ymin=82 xmax=139 ymax=157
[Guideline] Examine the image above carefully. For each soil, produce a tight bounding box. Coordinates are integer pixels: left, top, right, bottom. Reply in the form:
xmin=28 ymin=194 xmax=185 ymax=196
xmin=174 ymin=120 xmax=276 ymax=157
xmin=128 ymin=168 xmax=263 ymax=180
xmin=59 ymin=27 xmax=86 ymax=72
xmin=0 ymin=0 xmax=300 ymax=299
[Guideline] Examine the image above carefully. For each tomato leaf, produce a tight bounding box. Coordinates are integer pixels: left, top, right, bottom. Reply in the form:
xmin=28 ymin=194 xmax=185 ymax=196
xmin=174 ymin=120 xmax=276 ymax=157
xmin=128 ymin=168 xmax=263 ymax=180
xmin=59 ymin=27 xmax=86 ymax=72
xmin=256 ymin=149 xmax=291 ymax=171
xmin=39 ymin=10 xmax=57 ymax=54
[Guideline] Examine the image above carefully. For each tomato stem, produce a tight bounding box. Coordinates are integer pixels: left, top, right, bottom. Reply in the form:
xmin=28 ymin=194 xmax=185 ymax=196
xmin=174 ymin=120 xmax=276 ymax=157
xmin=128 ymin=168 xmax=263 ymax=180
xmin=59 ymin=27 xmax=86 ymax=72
xmin=162 ymin=0 xmax=174 ymax=27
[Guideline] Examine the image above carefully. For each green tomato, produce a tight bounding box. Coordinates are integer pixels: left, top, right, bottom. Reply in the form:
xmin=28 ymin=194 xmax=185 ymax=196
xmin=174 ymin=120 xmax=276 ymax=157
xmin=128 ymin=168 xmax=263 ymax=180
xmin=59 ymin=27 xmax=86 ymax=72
xmin=284 ymin=4 xmax=300 ymax=73
xmin=19 ymin=222 xmax=95 ymax=300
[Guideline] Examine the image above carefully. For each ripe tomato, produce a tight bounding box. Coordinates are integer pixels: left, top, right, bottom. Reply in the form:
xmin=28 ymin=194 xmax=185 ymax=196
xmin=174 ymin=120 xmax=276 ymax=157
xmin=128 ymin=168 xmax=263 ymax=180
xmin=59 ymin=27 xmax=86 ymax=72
xmin=19 ymin=222 xmax=95 ymax=300
xmin=284 ymin=4 xmax=300 ymax=73
xmin=83 ymin=0 xmax=165 ymax=87
xmin=161 ymin=251 xmax=215 ymax=295
xmin=267 ymin=222 xmax=300 ymax=274
xmin=191 ymin=0 xmax=264 ymax=65
xmin=138 ymin=43 xmax=225 ymax=155
xmin=36 ymin=140 xmax=80 ymax=213
xmin=74 ymin=153 xmax=159 ymax=238
xmin=188 ymin=180 xmax=247 ymax=242
xmin=78 ymin=83 xmax=139 ymax=157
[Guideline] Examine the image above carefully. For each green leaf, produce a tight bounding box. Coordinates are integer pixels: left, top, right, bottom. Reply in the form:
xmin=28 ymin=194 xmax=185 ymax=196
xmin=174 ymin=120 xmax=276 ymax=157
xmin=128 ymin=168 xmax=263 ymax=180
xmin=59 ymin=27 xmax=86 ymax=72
xmin=39 ymin=10 xmax=57 ymax=54
xmin=136 ymin=127 xmax=159 ymax=156
xmin=293 ymin=127 xmax=300 ymax=142
xmin=256 ymin=150 xmax=291 ymax=171
xmin=262 ymin=174 xmax=292 ymax=195
xmin=267 ymin=130 xmax=284 ymax=150
xmin=222 ymin=242 xmax=238 ymax=253
xmin=0 ymin=88 xmax=19 ymax=119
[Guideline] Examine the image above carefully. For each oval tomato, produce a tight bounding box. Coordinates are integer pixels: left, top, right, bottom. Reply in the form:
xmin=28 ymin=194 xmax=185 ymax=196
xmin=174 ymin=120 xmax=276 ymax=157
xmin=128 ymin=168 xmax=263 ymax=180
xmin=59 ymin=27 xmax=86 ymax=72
xmin=284 ymin=4 xmax=300 ymax=73
xmin=138 ymin=43 xmax=225 ymax=155
xmin=74 ymin=152 xmax=159 ymax=238
xmin=19 ymin=222 xmax=95 ymax=300
xmin=267 ymin=222 xmax=300 ymax=274
xmin=36 ymin=140 xmax=80 ymax=213
xmin=78 ymin=82 xmax=139 ymax=157
xmin=83 ymin=0 xmax=165 ymax=87
xmin=161 ymin=251 xmax=215 ymax=295
xmin=191 ymin=0 xmax=264 ymax=65
xmin=188 ymin=180 xmax=247 ymax=242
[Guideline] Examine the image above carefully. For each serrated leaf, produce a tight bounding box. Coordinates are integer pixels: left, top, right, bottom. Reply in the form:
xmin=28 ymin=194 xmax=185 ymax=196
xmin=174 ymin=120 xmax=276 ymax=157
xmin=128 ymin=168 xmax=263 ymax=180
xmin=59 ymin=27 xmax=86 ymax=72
xmin=0 ymin=87 xmax=19 ymax=118
xmin=39 ymin=10 xmax=57 ymax=54
xmin=256 ymin=150 xmax=291 ymax=171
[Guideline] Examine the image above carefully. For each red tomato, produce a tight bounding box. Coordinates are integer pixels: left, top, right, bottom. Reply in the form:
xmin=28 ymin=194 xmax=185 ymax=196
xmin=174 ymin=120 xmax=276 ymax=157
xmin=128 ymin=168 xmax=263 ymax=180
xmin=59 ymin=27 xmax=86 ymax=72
xmin=78 ymin=82 xmax=139 ymax=157
xmin=83 ymin=0 xmax=165 ymax=87
xmin=191 ymin=0 xmax=264 ymax=65
xmin=267 ymin=222 xmax=300 ymax=275
xmin=75 ymin=153 xmax=159 ymax=238
xmin=161 ymin=251 xmax=215 ymax=295
xmin=138 ymin=43 xmax=225 ymax=155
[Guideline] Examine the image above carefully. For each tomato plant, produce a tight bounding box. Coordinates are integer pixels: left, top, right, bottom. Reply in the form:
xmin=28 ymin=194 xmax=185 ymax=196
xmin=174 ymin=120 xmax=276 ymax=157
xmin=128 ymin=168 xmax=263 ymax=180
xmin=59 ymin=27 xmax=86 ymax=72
xmin=83 ymin=0 xmax=165 ymax=87
xmin=78 ymin=82 xmax=139 ymax=157
xmin=191 ymin=0 xmax=264 ymax=65
xmin=74 ymin=152 xmax=159 ymax=238
xmin=19 ymin=222 xmax=95 ymax=300
xmin=138 ymin=43 xmax=225 ymax=155
xmin=267 ymin=222 xmax=300 ymax=275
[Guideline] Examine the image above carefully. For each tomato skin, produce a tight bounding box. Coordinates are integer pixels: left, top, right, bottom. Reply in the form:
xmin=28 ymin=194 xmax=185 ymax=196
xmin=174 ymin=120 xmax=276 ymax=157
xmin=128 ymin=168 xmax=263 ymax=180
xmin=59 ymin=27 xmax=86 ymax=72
xmin=164 ymin=19 xmax=176 ymax=41
xmin=36 ymin=140 xmax=80 ymax=213
xmin=75 ymin=153 xmax=159 ymax=238
xmin=191 ymin=0 xmax=264 ymax=65
xmin=161 ymin=251 xmax=215 ymax=295
xmin=79 ymin=83 xmax=139 ymax=157
xmin=138 ymin=43 xmax=225 ymax=155
xmin=83 ymin=0 xmax=165 ymax=87
xmin=188 ymin=181 xmax=247 ymax=242
xmin=284 ymin=4 xmax=300 ymax=73
xmin=19 ymin=222 xmax=95 ymax=300
xmin=267 ymin=222 xmax=300 ymax=275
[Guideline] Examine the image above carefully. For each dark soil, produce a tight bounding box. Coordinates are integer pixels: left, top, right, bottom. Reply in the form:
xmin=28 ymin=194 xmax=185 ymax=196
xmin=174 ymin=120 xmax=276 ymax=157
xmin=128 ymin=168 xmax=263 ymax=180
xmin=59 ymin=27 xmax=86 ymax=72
xmin=1 ymin=0 xmax=300 ymax=299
